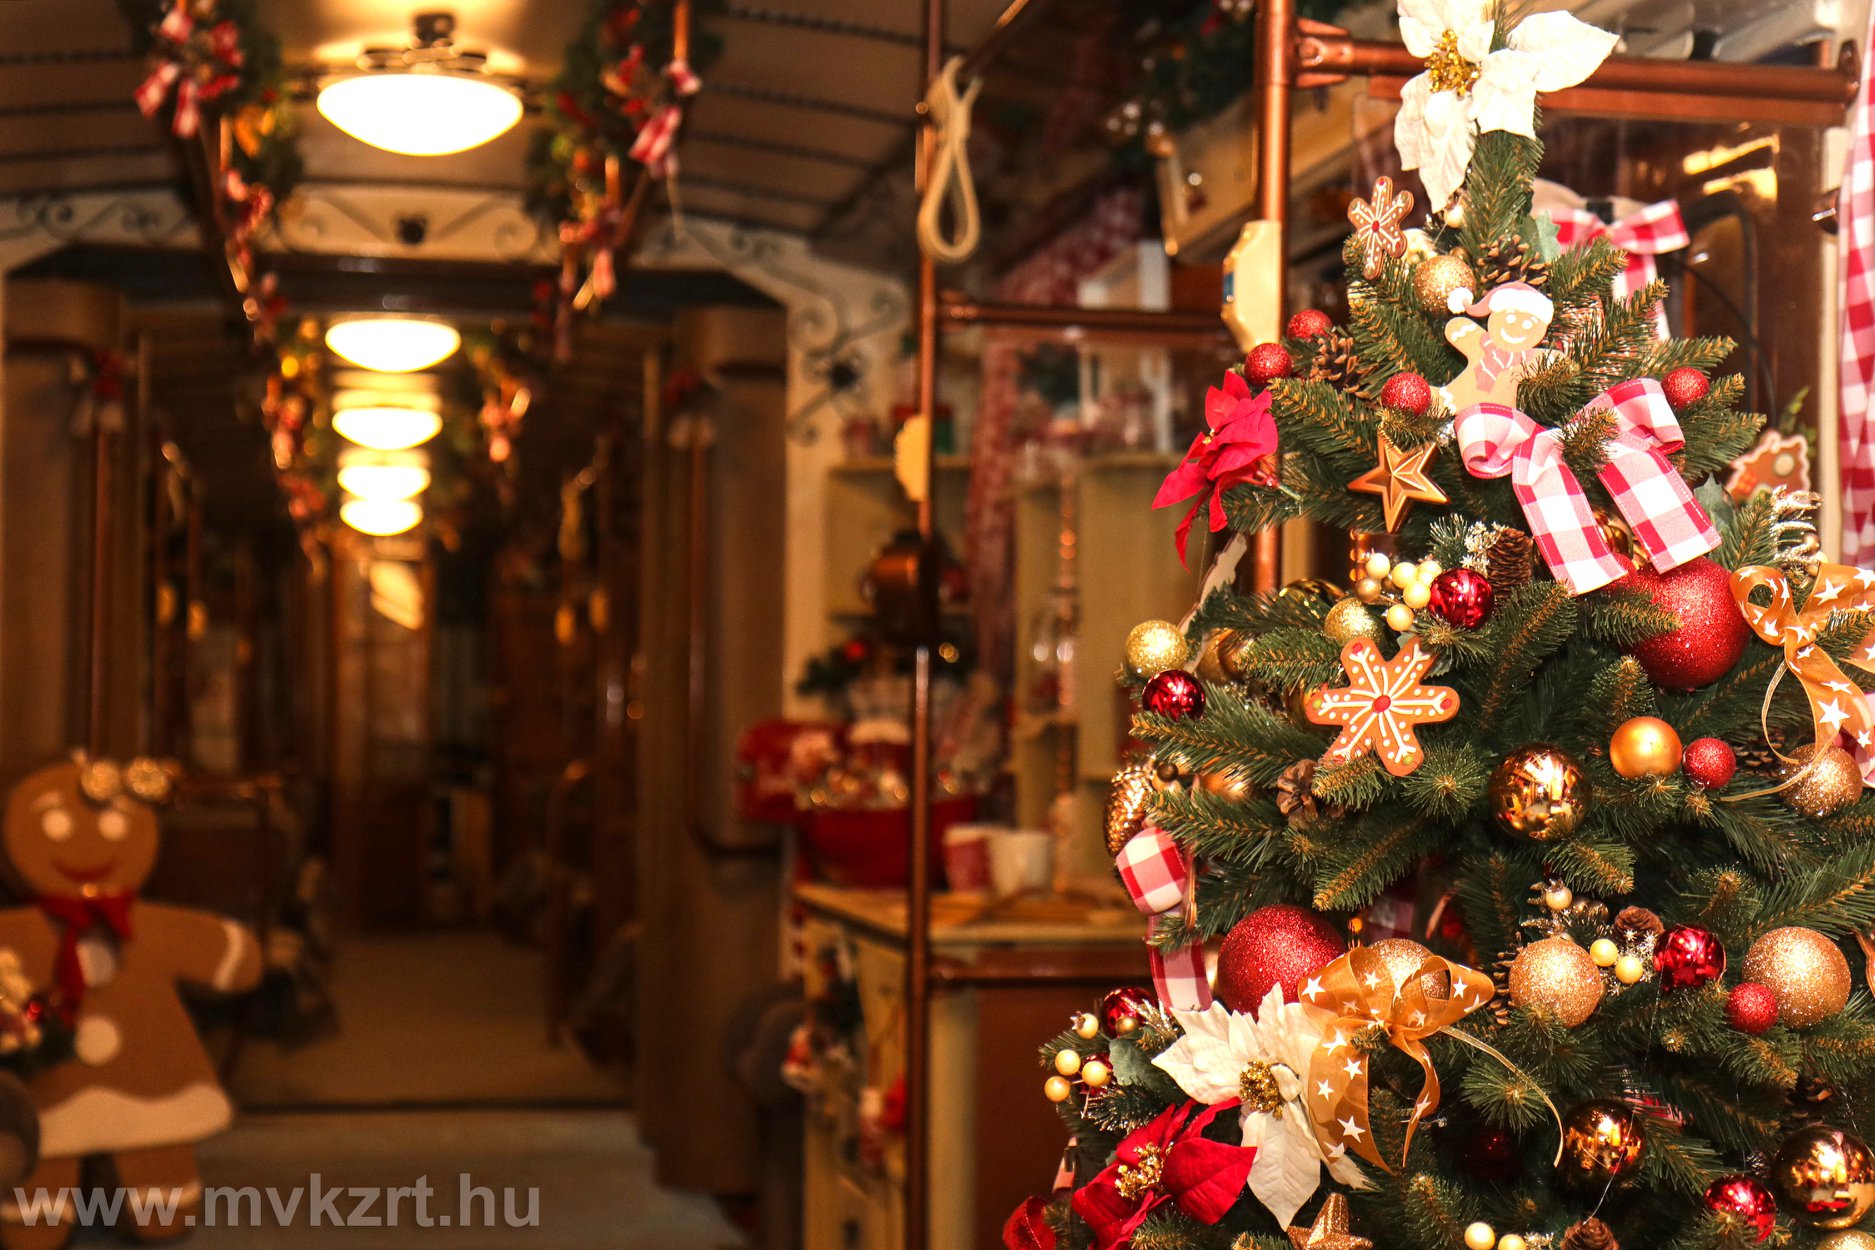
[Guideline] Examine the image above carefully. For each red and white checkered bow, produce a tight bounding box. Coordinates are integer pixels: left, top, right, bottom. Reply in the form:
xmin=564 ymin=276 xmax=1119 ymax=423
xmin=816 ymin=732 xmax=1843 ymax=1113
xmin=1552 ymin=201 xmax=1689 ymax=339
xmin=629 ymin=104 xmax=684 ymax=180
xmin=1456 ymin=377 xmax=1720 ymax=596
xmin=1115 ymin=827 xmax=1211 ymax=1011
xmin=133 ymin=4 xmax=242 ymax=139
xmin=1841 ymin=0 xmax=1875 ymax=563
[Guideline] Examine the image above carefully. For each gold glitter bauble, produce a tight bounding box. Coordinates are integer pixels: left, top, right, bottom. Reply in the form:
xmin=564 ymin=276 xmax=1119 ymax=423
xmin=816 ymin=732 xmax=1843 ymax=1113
xmin=1744 ymin=926 xmax=1851 ymax=1028
xmin=1413 ymin=253 xmax=1477 ymax=316
xmin=1782 ymin=742 xmax=1864 ymax=818
xmin=1105 ymin=761 xmax=1157 ymax=855
xmin=1609 ymin=716 xmax=1683 ymax=779
xmin=1770 ymin=1127 xmax=1875 ymax=1228
xmin=1489 ymin=745 xmax=1591 ymax=842
xmin=1509 ymin=936 xmax=1603 ymax=1027
xmin=1323 ymin=596 xmax=1383 ymax=646
xmin=1559 ymin=1099 xmax=1646 ymax=1189
xmin=1819 ymin=1232 xmax=1875 ymax=1249
xmin=1125 ymin=619 xmax=1191 ymax=680
xmin=1369 ymin=937 xmax=1448 ymax=1000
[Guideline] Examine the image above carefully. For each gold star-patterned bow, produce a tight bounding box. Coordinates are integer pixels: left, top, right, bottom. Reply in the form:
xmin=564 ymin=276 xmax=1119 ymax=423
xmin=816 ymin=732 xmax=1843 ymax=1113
xmin=1286 ymin=1193 xmax=1373 ymax=1250
xmin=1347 ymin=176 xmax=1414 ymax=279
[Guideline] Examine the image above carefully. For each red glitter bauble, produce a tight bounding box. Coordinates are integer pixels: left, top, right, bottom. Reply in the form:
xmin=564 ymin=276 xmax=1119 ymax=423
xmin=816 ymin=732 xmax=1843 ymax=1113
xmin=1655 ymin=924 xmax=1726 ymax=992
xmin=1380 ymin=371 xmax=1433 ymax=417
xmin=1620 ymin=557 xmax=1750 ymax=691
xmin=1684 ymin=737 xmax=1737 ymax=790
xmin=1143 ymin=669 xmax=1205 ymax=720
xmin=1663 ymin=367 xmax=1711 ymax=411
xmin=1245 ymin=342 xmax=1295 ymax=387
xmin=1703 ymin=1174 xmax=1777 ymax=1242
xmin=1286 ymin=309 xmax=1332 ymax=341
xmin=1098 ymin=986 xmax=1156 ymax=1037
xmin=1428 ymin=568 xmax=1494 ymax=629
xmin=1003 ymin=1197 xmax=1058 ymax=1250
xmin=1727 ymin=982 xmax=1779 ymax=1035
xmin=1215 ymin=904 xmax=1346 ymax=1013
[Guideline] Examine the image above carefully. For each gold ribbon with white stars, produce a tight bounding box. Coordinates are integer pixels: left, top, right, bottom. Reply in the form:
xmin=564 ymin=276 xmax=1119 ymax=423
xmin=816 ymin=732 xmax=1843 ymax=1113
xmin=1730 ymin=563 xmax=1875 ymax=777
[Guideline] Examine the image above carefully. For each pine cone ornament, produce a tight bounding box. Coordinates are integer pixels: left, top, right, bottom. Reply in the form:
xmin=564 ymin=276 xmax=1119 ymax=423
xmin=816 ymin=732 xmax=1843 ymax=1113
xmin=1105 ymin=760 xmax=1157 ymax=855
xmin=1614 ymin=906 xmax=1666 ymax=943
xmin=1305 ymin=328 xmax=1377 ymax=401
xmin=1486 ymin=529 xmax=1535 ymax=595
xmin=1732 ymin=728 xmax=1790 ymax=774
xmin=1476 ymin=235 xmax=1550 ymax=290
xmin=1561 ymin=1217 xmax=1618 ymax=1250
xmin=1275 ymin=759 xmax=1343 ymax=825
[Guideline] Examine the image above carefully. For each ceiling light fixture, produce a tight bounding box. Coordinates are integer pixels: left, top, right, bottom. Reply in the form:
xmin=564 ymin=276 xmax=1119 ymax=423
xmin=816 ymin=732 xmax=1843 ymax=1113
xmin=333 ymin=401 xmax=444 ymax=452
xmin=315 ymin=12 xmax=523 ymax=157
xmin=338 ymin=450 xmax=432 ymax=502
xmin=341 ymin=497 xmax=424 ymax=537
xmin=325 ymin=317 xmax=462 ymax=374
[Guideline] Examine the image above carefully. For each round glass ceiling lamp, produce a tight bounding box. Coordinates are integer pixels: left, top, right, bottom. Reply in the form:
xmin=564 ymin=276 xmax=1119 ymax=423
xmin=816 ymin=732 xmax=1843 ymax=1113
xmin=325 ymin=317 xmax=461 ymax=374
xmin=338 ymin=451 xmax=431 ymax=502
xmin=341 ymin=497 xmax=424 ymax=537
xmin=316 ymin=69 xmax=522 ymax=156
xmin=332 ymin=402 xmax=442 ymax=452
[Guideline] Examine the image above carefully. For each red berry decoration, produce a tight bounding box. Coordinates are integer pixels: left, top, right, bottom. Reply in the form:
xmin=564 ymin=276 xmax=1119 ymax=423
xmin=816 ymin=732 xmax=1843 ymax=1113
xmin=1703 ymin=1174 xmax=1777 ymax=1242
xmin=1286 ymin=309 xmax=1332 ymax=340
xmin=1143 ymin=669 xmax=1205 ymax=720
xmin=1245 ymin=342 xmax=1295 ymax=387
xmin=1380 ymin=371 xmax=1433 ymax=417
xmin=1098 ymin=986 xmax=1156 ymax=1037
xmin=1619 ymin=557 xmax=1750 ymax=691
xmin=1655 ymin=924 xmax=1726 ymax=992
xmin=1683 ymin=737 xmax=1737 ymax=790
xmin=1662 ymin=366 xmax=1711 ymax=411
xmin=1727 ymin=982 xmax=1779 ymax=1035
xmin=1215 ymin=904 xmax=1346 ymax=1013
xmin=1427 ymin=568 xmax=1494 ymax=629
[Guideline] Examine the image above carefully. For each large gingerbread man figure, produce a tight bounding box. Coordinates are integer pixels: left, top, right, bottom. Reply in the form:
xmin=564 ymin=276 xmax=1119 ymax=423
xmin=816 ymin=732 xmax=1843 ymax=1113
xmin=0 ymin=757 xmax=260 ymax=1248
xmin=1443 ymin=281 xmax=1554 ymax=411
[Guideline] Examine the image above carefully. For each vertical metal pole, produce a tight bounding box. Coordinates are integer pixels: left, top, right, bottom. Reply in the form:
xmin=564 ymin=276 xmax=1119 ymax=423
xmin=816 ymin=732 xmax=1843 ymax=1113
xmin=86 ymin=409 xmax=115 ymax=758
xmin=1250 ymin=0 xmax=1294 ymax=594
xmin=906 ymin=0 xmax=944 ymax=1244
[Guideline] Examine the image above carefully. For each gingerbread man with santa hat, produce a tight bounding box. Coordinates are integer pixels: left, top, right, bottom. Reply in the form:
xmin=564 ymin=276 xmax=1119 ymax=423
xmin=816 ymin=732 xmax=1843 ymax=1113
xmin=1442 ymin=280 xmax=1554 ymax=411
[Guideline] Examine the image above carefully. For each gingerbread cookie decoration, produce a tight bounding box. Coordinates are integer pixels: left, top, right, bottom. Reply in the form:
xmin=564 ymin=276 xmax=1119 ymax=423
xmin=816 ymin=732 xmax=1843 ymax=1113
xmin=0 ymin=756 xmax=261 ymax=1249
xmin=1443 ymin=281 xmax=1553 ymax=410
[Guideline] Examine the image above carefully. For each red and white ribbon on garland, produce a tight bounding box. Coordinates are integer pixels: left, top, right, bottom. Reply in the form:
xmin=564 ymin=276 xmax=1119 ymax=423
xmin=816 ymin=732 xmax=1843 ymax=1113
xmin=1552 ymin=201 xmax=1689 ymax=338
xmin=1115 ymin=827 xmax=1211 ymax=1011
xmin=134 ymin=2 xmax=243 ymax=139
xmin=1455 ymin=377 xmax=1719 ymax=596
xmin=628 ymin=61 xmax=702 ymax=180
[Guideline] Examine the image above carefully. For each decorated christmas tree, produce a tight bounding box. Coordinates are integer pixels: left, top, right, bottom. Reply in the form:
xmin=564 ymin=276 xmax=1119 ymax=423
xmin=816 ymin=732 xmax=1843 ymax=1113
xmin=1012 ymin=8 xmax=1875 ymax=1250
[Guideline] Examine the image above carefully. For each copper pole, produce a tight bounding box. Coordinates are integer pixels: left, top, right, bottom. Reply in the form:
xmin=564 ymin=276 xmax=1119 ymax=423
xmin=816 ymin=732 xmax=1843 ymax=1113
xmin=86 ymin=403 xmax=115 ymax=758
xmin=672 ymin=0 xmax=691 ymax=63
xmin=1248 ymin=0 xmax=1294 ymax=595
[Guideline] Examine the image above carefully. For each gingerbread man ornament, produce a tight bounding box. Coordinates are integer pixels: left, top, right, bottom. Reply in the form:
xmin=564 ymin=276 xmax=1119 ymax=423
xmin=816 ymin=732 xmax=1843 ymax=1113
xmin=0 ymin=757 xmax=260 ymax=1249
xmin=1443 ymin=281 xmax=1554 ymax=411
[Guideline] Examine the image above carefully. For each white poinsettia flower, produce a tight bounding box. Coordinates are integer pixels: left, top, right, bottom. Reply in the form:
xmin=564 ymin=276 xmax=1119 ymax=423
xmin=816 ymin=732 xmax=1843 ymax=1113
xmin=1394 ymin=0 xmax=1618 ymax=210
xmin=1152 ymin=987 xmax=1369 ymax=1228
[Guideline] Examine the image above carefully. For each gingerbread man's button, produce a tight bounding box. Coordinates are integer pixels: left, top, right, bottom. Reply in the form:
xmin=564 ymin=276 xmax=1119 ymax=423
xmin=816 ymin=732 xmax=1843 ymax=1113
xmin=74 ymin=1015 xmax=121 ymax=1066
xmin=77 ymin=935 xmax=118 ymax=987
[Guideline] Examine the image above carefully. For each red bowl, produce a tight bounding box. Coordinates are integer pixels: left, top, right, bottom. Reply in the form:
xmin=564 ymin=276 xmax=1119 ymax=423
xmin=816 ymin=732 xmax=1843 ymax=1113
xmin=802 ymin=797 xmax=978 ymax=888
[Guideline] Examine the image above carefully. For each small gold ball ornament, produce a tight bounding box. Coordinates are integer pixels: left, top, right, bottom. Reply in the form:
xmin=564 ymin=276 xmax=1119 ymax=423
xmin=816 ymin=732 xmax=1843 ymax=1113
xmin=1614 ymin=954 xmax=1647 ymax=985
xmin=1402 ymin=581 xmax=1432 ymax=610
xmin=1054 ymin=1049 xmax=1083 ymax=1077
xmin=1498 ymin=1237 xmax=1527 ymax=1250
xmin=1559 ymin=1099 xmax=1647 ymax=1189
xmin=1125 ymin=619 xmax=1190 ymax=680
xmin=1369 ymin=937 xmax=1448 ymax=1000
xmin=1044 ymin=1075 xmax=1073 ymax=1103
xmin=1413 ymin=253 xmax=1478 ymax=316
xmin=1744 ymin=926 xmax=1852 ymax=1028
xmin=1364 ymin=552 xmax=1392 ymax=579
xmin=1542 ymin=881 xmax=1574 ymax=911
xmin=1782 ymin=742 xmax=1864 ymax=818
xmin=1386 ymin=603 xmax=1416 ymax=632
xmin=1490 ymin=745 xmax=1591 ymax=842
xmin=1355 ymin=576 xmax=1385 ymax=604
xmin=1819 ymin=1232 xmax=1875 ymax=1249
xmin=1589 ymin=938 xmax=1619 ymax=967
xmin=1324 ymin=596 xmax=1384 ymax=646
xmin=1770 ymin=1126 xmax=1875 ymax=1228
xmin=1390 ymin=561 xmax=1419 ymax=589
xmin=1609 ymin=716 xmax=1682 ymax=779
xmin=1082 ymin=1058 xmax=1111 ymax=1088
xmin=1072 ymin=1012 xmax=1100 ymax=1040
xmin=1464 ymin=1223 xmax=1496 ymax=1250
xmin=1509 ymin=936 xmax=1603 ymax=1026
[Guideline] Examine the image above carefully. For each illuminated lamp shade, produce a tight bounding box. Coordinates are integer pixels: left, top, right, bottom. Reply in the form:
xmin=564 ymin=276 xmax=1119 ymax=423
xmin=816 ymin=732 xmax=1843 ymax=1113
xmin=341 ymin=498 xmax=423 ymax=537
xmin=337 ymin=452 xmax=431 ymax=502
xmin=332 ymin=401 xmax=443 ymax=451
xmin=316 ymin=70 xmax=522 ymax=157
xmin=325 ymin=317 xmax=462 ymax=374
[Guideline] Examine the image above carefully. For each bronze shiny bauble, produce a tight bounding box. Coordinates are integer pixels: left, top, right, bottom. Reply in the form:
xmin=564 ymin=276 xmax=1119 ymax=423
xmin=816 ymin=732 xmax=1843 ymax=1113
xmin=1413 ymin=253 xmax=1477 ymax=315
xmin=1782 ymin=742 xmax=1864 ymax=818
xmin=1278 ymin=578 xmax=1345 ymax=612
xmin=1490 ymin=745 xmax=1591 ymax=842
xmin=1770 ymin=1126 xmax=1875 ymax=1229
xmin=1509 ymin=937 xmax=1603 ymax=1026
xmin=1104 ymin=760 xmax=1157 ymax=856
xmin=1369 ymin=937 xmax=1448 ymax=1000
xmin=1744 ymin=927 xmax=1852 ymax=1028
xmin=1212 ymin=630 xmax=1253 ymax=683
xmin=1558 ymin=1100 xmax=1647 ymax=1190
xmin=1610 ymin=716 xmax=1683 ymax=779
xmin=1197 ymin=769 xmax=1255 ymax=802
xmin=1194 ymin=631 xmax=1233 ymax=685
xmin=1150 ymin=756 xmax=1194 ymax=792
xmin=1125 ymin=619 xmax=1191 ymax=680
xmin=1354 ymin=576 xmax=1385 ymax=604
xmin=1324 ymin=597 xmax=1383 ymax=646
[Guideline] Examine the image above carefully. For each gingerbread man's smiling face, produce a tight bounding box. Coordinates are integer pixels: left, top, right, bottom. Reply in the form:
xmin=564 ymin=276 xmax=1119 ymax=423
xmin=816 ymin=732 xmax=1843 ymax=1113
xmin=2 ymin=763 xmax=158 ymax=898
xmin=1486 ymin=305 xmax=1548 ymax=350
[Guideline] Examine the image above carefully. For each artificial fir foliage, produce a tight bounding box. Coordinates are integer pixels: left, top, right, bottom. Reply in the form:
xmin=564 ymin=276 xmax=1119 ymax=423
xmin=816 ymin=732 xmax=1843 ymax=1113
xmin=1030 ymin=29 xmax=1875 ymax=1250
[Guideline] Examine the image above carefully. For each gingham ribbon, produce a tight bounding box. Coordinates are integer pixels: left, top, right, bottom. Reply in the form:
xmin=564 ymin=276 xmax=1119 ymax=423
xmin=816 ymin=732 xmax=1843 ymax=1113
xmin=1841 ymin=0 xmax=1875 ymax=563
xmin=133 ymin=6 xmax=241 ymax=139
xmin=628 ymin=104 xmax=684 ymax=179
xmin=1730 ymin=563 xmax=1875 ymax=784
xmin=666 ymin=57 xmax=702 ymax=97
xmin=1115 ymin=828 xmax=1211 ymax=1011
xmin=1552 ymin=201 xmax=1689 ymax=338
xmin=1299 ymin=946 xmax=1496 ymax=1172
xmin=1456 ymin=377 xmax=1719 ymax=596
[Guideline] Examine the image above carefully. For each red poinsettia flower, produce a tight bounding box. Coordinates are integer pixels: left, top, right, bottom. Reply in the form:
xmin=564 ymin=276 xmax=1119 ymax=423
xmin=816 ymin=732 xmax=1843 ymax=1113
xmin=1152 ymin=371 xmax=1279 ymax=567
xmin=1069 ymin=1100 xmax=1257 ymax=1250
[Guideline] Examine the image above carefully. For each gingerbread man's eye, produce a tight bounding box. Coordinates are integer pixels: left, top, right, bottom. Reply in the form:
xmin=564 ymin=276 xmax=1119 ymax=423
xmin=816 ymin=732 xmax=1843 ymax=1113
xmin=40 ymin=808 xmax=72 ymax=842
xmin=97 ymin=810 xmax=129 ymax=842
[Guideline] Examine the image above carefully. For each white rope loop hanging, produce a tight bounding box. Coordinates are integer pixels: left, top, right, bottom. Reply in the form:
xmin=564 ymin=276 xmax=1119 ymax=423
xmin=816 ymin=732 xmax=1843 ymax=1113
xmin=917 ymin=56 xmax=983 ymax=265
